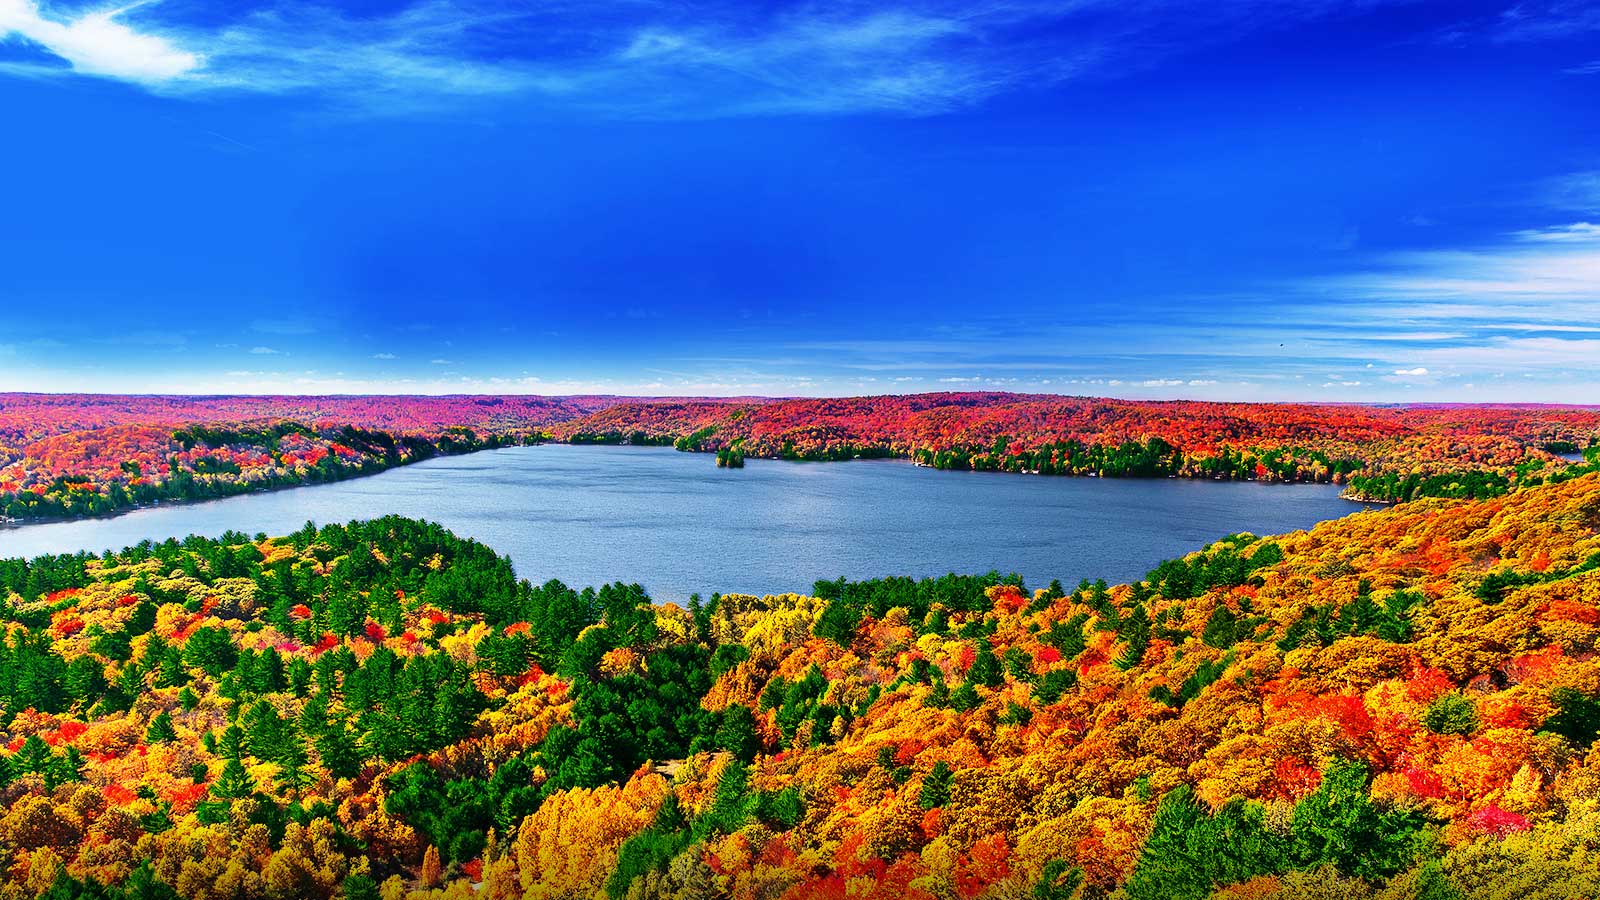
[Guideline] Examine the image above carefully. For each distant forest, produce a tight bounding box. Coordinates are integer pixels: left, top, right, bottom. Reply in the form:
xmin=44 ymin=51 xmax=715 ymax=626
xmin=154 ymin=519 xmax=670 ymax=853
xmin=3 ymin=393 xmax=1597 ymax=522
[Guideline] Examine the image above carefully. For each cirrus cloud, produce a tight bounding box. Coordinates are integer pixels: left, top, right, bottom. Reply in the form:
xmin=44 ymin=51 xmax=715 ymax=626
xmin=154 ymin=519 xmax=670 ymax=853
xmin=0 ymin=0 xmax=1427 ymax=118
xmin=0 ymin=0 xmax=200 ymax=81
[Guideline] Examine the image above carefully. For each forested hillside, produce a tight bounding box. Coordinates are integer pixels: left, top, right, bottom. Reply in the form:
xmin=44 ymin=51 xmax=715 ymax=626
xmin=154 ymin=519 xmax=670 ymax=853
xmin=3 ymin=473 xmax=1600 ymax=899
xmin=4 ymin=394 xmax=1597 ymax=524
xmin=556 ymin=394 xmax=1600 ymax=503
xmin=0 ymin=424 xmax=524 ymax=522
xmin=0 ymin=394 xmax=690 ymax=523
xmin=0 ymin=395 xmax=635 ymax=451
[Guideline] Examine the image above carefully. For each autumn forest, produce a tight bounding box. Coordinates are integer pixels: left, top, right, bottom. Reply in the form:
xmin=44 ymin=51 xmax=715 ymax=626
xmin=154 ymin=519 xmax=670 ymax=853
xmin=8 ymin=0 xmax=1597 ymax=894
xmin=0 ymin=391 xmax=1596 ymax=900
xmin=4 ymin=393 xmax=1599 ymax=524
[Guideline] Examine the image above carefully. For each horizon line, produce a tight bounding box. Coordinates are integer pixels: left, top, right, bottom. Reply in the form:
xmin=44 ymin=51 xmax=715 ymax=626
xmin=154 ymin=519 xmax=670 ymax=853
xmin=2 ymin=389 xmax=1599 ymax=410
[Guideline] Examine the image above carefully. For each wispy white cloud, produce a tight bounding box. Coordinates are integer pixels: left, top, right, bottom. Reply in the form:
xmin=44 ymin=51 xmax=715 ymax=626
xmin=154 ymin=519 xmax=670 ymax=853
xmin=0 ymin=0 xmax=1421 ymax=116
xmin=0 ymin=0 xmax=200 ymax=81
xmin=1317 ymin=222 xmax=1600 ymax=305
xmin=1405 ymin=337 xmax=1600 ymax=370
xmin=1253 ymin=213 xmax=1600 ymax=397
xmin=606 ymin=8 xmax=1077 ymax=116
xmin=173 ymin=1 xmax=567 ymax=100
xmin=1488 ymin=1 xmax=1600 ymax=43
xmin=1543 ymin=172 xmax=1600 ymax=214
xmin=371 ymin=352 xmax=397 ymax=360
xmin=1512 ymin=221 xmax=1600 ymax=242
xmin=758 ymin=203 xmax=1600 ymax=402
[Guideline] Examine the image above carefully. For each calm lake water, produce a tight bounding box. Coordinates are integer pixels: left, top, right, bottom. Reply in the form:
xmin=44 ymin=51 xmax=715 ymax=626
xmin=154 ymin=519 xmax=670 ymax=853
xmin=0 ymin=445 xmax=1370 ymax=600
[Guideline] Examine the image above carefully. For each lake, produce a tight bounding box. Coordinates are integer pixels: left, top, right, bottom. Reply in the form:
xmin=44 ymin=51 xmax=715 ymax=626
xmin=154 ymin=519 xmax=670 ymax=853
xmin=0 ymin=445 xmax=1371 ymax=600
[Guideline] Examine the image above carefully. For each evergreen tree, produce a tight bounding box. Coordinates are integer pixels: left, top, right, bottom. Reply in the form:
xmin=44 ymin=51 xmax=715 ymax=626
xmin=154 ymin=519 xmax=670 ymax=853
xmin=756 ymin=785 xmax=805 ymax=829
xmin=918 ymin=761 xmax=953 ymax=809
xmin=64 ymin=655 xmax=106 ymax=706
xmin=712 ymin=705 xmax=762 ymax=763
xmin=146 ymin=712 xmax=178 ymax=743
xmin=1034 ymin=861 xmax=1085 ymax=900
xmin=212 ymin=756 xmax=254 ymax=801
xmin=53 ymin=747 xmax=87 ymax=786
xmin=1339 ymin=579 xmax=1382 ymax=635
xmin=341 ymin=874 xmax=381 ymax=900
xmin=1542 ymin=687 xmax=1600 ymax=748
xmin=124 ymin=862 xmax=180 ymax=900
xmin=1201 ymin=605 xmax=1242 ymax=649
xmin=16 ymin=734 xmax=54 ymax=780
xmin=967 ymin=641 xmax=1004 ymax=687
xmin=183 ymin=627 xmax=237 ymax=677
xmin=275 ymin=734 xmax=312 ymax=801
xmin=155 ymin=648 xmax=188 ymax=688
xmin=949 ymin=682 xmax=982 ymax=711
xmin=126 ymin=600 xmax=158 ymax=636
xmin=316 ymin=723 xmax=363 ymax=780
xmin=1116 ymin=604 xmax=1152 ymax=670
xmin=1289 ymin=759 xmax=1424 ymax=880
xmin=814 ymin=598 xmax=863 ymax=647
xmin=1125 ymin=785 xmax=1211 ymax=900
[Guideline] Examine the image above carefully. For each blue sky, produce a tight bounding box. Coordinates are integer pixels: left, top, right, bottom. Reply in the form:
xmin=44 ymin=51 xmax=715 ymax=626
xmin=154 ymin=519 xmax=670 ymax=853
xmin=1 ymin=0 xmax=1597 ymax=401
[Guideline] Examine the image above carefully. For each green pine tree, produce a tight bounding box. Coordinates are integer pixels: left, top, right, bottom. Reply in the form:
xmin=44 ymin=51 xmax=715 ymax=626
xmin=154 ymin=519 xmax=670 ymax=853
xmin=146 ymin=712 xmax=178 ymax=743
xmin=918 ymin=761 xmax=953 ymax=810
xmin=1125 ymin=785 xmax=1210 ymax=900
xmin=212 ymin=755 xmax=255 ymax=801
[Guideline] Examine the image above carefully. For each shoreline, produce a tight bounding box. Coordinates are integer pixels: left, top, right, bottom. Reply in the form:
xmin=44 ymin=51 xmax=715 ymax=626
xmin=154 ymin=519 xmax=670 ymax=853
xmin=0 ymin=443 xmax=530 ymax=533
xmin=1 ymin=440 xmax=1379 ymax=536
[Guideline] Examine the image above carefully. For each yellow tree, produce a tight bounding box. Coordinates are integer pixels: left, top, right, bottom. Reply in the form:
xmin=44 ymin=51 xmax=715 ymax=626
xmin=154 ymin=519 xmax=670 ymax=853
xmin=420 ymin=846 xmax=443 ymax=890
